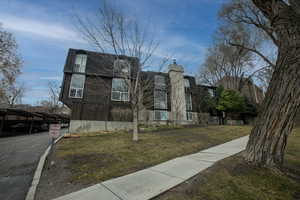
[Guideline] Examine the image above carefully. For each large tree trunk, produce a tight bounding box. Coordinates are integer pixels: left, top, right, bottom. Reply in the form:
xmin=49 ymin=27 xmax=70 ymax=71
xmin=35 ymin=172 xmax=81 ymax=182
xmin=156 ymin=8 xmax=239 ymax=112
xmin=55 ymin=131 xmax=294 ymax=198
xmin=244 ymin=51 xmax=300 ymax=167
xmin=244 ymin=0 xmax=300 ymax=167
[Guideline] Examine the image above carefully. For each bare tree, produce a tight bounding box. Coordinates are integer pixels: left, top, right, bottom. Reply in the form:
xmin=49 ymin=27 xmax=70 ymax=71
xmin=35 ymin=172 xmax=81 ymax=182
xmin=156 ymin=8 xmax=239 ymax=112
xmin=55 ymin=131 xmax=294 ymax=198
xmin=199 ymin=24 xmax=256 ymax=90
xmin=218 ymin=0 xmax=278 ymax=92
xmin=6 ymin=84 xmax=25 ymax=107
xmin=0 ymin=24 xmax=22 ymax=106
xmin=242 ymin=0 xmax=300 ymax=168
xmin=74 ymin=1 xmax=165 ymax=141
xmin=200 ymin=0 xmax=280 ymax=98
xmin=38 ymin=81 xmax=62 ymax=113
xmin=47 ymin=81 xmax=62 ymax=113
xmin=219 ymin=0 xmax=277 ymax=68
xmin=255 ymin=65 xmax=273 ymax=92
xmin=207 ymin=0 xmax=300 ymax=168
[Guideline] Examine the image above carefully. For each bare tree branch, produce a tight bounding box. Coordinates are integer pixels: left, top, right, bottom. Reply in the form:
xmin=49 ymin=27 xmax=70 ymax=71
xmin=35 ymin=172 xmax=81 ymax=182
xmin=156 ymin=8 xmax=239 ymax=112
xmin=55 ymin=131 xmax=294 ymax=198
xmin=74 ymin=0 xmax=167 ymax=141
xmin=0 ymin=24 xmax=23 ymax=106
xmin=229 ymin=42 xmax=275 ymax=67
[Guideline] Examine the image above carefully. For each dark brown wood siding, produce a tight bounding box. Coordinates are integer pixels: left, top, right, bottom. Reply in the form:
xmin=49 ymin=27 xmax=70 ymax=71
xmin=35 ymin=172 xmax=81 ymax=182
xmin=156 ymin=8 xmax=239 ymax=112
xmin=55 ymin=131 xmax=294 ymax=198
xmin=84 ymin=76 xmax=111 ymax=103
xmin=59 ymin=73 xmax=73 ymax=107
xmin=60 ymin=48 xmax=138 ymax=122
xmin=60 ymin=48 xmax=212 ymax=122
xmin=63 ymin=48 xmax=139 ymax=77
xmin=68 ymin=76 xmax=132 ymax=121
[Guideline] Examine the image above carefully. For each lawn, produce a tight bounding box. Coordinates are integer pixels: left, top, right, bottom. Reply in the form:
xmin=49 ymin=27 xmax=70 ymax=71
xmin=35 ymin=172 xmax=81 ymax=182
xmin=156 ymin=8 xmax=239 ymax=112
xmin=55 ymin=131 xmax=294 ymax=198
xmin=155 ymin=127 xmax=300 ymax=200
xmin=36 ymin=125 xmax=251 ymax=200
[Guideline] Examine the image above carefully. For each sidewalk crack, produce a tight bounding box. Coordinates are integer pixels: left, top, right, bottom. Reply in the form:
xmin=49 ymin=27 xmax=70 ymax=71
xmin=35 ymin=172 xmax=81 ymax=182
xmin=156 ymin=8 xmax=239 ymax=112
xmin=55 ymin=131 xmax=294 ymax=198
xmin=148 ymin=168 xmax=186 ymax=181
xmin=100 ymin=183 xmax=124 ymax=200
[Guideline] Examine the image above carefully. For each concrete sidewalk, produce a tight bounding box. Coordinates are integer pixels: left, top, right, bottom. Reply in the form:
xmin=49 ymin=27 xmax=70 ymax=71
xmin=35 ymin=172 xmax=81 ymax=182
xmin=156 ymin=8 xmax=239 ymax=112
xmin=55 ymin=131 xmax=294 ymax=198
xmin=54 ymin=135 xmax=249 ymax=200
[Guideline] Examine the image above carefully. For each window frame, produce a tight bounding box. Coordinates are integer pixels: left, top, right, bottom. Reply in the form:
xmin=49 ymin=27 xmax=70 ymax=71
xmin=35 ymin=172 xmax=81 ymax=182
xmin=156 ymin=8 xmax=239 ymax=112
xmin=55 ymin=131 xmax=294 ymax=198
xmin=154 ymin=75 xmax=166 ymax=89
xmin=154 ymin=90 xmax=168 ymax=110
xmin=154 ymin=110 xmax=169 ymax=121
xmin=208 ymin=89 xmax=215 ymax=97
xmin=69 ymin=74 xmax=86 ymax=99
xmin=186 ymin=112 xmax=193 ymax=121
xmin=74 ymin=54 xmax=87 ymax=73
xmin=113 ymin=59 xmax=131 ymax=77
xmin=184 ymin=78 xmax=190 ymax=88
xmin=111 ymin=78 xmax=130 ymax=102
xmin=185 ymin=93 xmax=193 ymax=111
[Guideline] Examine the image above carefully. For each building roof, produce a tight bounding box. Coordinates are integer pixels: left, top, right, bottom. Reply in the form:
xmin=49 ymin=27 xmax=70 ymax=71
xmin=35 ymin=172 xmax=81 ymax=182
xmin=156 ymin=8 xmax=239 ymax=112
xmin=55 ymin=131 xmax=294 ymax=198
xmin=0 ymin=108 xmax=69 ymax=121
xmin=68 ymin=48 xmax=139 ymax=60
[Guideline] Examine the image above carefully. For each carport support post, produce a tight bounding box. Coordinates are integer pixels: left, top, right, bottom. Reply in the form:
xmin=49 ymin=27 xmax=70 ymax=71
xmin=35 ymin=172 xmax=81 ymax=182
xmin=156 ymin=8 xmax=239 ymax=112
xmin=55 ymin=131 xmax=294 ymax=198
xmin=0 ymin=115 xmax=5 ymax=136
xmin=29 ymin=117 xmax=34 ymax=134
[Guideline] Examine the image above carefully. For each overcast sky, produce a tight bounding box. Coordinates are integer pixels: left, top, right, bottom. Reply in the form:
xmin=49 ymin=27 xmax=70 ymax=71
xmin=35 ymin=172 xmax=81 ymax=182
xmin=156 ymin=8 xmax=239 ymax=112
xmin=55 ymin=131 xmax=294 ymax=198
xmin=0 ymin=0 xmax=226 ymax=104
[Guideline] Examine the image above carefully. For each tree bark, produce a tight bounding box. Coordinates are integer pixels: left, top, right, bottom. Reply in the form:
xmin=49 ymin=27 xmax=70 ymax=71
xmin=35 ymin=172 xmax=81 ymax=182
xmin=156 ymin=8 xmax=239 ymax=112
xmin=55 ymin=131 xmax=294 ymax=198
xmin=244 ymin=0 xmax=300 ymax=168
xmin=132 ymin=106 xmax=139 ymax=141
xmin=244 ymin=51 xmax=300 ymax=167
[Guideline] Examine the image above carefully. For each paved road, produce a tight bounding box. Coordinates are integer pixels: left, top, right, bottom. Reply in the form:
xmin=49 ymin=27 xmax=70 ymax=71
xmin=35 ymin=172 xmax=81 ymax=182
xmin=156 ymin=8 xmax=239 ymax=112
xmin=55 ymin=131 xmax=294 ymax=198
xmin=0 ymin=129 xmax=66 ymax=200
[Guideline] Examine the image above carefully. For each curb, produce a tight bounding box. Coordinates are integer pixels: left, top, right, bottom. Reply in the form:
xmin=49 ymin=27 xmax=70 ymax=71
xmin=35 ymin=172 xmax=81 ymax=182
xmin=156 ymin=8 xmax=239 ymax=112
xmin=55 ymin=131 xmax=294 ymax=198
xmin=25 ymin=134 xmax=65 ymax=200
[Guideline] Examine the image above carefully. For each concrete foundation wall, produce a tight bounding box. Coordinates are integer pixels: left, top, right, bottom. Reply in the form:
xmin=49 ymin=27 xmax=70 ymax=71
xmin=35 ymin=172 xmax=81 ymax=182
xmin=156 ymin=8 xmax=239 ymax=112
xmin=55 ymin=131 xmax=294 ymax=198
xmin=208 ymin=116 xmax=219 ymax=125
xmin=226 ymin=120 xmax=244 ymax=125
xmin=70 ymin=111 xmax=220 ymax=133
xmin=69 ymin=120 xmax=133 ymax=133
xmin=139 ymin=110 xmax=199 ymax=125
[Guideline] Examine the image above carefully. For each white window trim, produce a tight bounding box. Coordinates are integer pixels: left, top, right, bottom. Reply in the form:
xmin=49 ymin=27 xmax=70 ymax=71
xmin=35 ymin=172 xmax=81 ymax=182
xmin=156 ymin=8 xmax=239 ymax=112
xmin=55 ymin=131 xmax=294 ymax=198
xmin=187 ymin=112 xmax=193 ymax=121
xmin=184 ymin=78 xmax=190 ymax=88
xmin=74 ymin=54 xmax=87 ymax=73
xmin=69 ymin=75 xmax=85 ymax=99
xmin=111 ymin=78 xmax=130 ymax=102
xmin=208 ymin=89 xmax=215 ymax=97
xmin=111 ymin=91 xmax=130 ymax=102
xmin=69 ymin=88 xmax=84 ymax=99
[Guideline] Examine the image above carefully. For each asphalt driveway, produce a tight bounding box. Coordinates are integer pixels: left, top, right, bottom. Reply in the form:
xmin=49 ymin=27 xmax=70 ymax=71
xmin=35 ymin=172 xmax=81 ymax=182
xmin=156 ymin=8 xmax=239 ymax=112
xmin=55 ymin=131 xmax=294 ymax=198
xmin=0 ymin=129 xmax=66 ymax=200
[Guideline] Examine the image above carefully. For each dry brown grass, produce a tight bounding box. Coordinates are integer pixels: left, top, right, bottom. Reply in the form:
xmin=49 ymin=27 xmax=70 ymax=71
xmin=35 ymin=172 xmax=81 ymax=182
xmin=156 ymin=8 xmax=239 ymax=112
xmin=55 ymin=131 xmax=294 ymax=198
xmin=54 ymin=125 xmax=250 ymax=184
xmin=36 ymin=125 xmax=251 ymax=200
xmin=155 ymin=128 xmax=300 ymax=200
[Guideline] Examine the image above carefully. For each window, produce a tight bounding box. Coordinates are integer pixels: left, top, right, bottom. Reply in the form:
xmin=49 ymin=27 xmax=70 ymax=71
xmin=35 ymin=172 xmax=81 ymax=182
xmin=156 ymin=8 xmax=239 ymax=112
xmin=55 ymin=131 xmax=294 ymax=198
xmin=186 ymin=112 xmax=193 ymax=121
xmin=208 ymin=89 xmax=215 ymax=97
xmin=155 ymin=75 xmax=166 ymax=89
xmin=184 ymin=78 xmax=190 ymax=88
xmin=154 ymin=110 xmax=169 ymax=121
xmin=69 ymin=74 xmax=85 ymax=98
xmin=185 ymin=93 xmax=192 ymax=111
xmin=111 ymin=78 xmax=129 ymax=101
xmin=154 ymin=90 xmax=167 ymax=109
xmin=74 ymin=54 xmax=87 ymax=73
xmin=113 ymin=59 xmax=131 ymax=76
